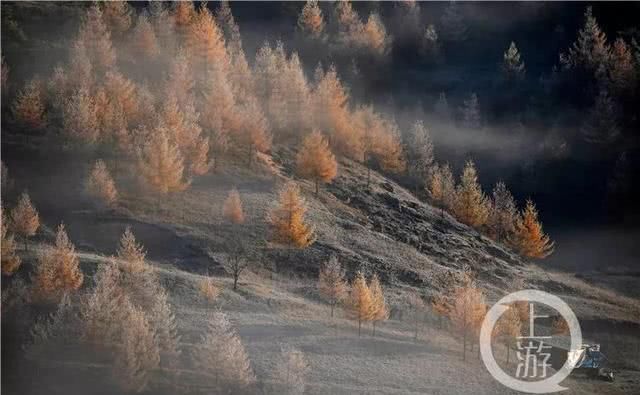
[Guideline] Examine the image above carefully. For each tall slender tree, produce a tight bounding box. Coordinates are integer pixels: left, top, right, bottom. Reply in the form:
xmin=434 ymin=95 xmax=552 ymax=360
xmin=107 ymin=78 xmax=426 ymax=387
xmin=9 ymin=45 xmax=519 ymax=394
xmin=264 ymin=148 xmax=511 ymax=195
xmin=34 ymin=223 xmax=84 ymax=301
xmin=512 ymin=199 xmax=554 ymax=259
xmin=137 ymin=128 xmax=190 ymax=194
xmin=346 ymin=271 xmax=374 ymax=337
xmin=454 ymin=160 xmax=489 ymax=228
xmin=10 ymin=192 xmax=40 ymax=251
xmin=268 ymin=182 xmax=314 ymax=248
xmin=296 ymin=131 xmax=338 ymax=194
xmin=318 ymin=256 xmax=348 ymax=318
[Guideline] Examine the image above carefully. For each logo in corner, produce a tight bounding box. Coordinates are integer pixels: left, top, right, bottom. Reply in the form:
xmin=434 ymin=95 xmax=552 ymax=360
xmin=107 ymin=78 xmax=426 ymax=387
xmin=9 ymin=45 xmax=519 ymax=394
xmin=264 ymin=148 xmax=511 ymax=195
xmin=479 ymin=290 xmax=582 ymax=394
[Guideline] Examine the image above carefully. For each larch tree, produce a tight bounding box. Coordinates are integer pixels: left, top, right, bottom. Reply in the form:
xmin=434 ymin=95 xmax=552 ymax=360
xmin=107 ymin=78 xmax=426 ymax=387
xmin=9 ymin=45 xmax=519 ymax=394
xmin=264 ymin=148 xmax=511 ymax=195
xmin=113 ymin=300 xmax=161 ymax=393
xmin=222 ymin=187 xmax=245 ymax=224
xmin=427 ymin=164 xmax=444 ymax=204
xmin=296 ymin=130 xmax=338 ymax=195
xmin=137 ymin=128 xmax=190 ymax=194
xmin=461 ymin=93 xmax=481 ymax=129
xmin=454 ymin=160 xmax=489 ymax=228
xmin=581 ymin=89 xmax=620 ymax=144
xmin=361 ymin=12 xmax=390 ymax=56
xmin=449 ymin=280 xmax=486 ymax=361
xmin=10 ymin=192 xmax=40 ymax=251
xmin=267 ymin=182 xmax=315 ymax=248
xmin=560 ymin=7 xmax=610 ymax=72
xmin=104 ymin=71 xmax=139 ymax=126
xmin=193 ymin=312 xmax=256 ymax=393
xmin=501 ymin=41 xmax=526 ymax=81
xmin=63 ymin=87 xmax=100 ymax=145
xmin=164 ymin=50 xmax=195 ymax=109
xmin=298 ymin=0 xmax=325 ymax=40
xmin=313 ymin=65 xmax=363 ymax=161
xmin=12 ymin=77 xmax=46 ymax=129
xmin=407 ymin=120 xmax=434 ymax=194
xmin=1 ymin=204 xmax=21 ymax=276
xmin=173 ymin=0 xmax=196 ymax=42
xmin=76 ymin=4 xmax=116 ymax=76
xmin=185 ymin=4 xmax=228 ymax=80
xmin=80 ymin=259 xmax=126 ymax=346
xmin=608 ymin=38 xmax=636 ymax=96
xmin=86 ymin=159 xmax=118 ymax=208
xmin=487 ymin=181 xmax=517 ymax=242
xmin=512 ymin=199 xmax=554 ymax=259
xmin=369 ymin=273 xmax=388 ymax=336
xmin=275 ymin=345 xmax=310 ymax=395
xmin=101 ymin=0 xmax=133 ymax=36
xmin=427 ymin=163 xmax=456 ymax=215
xmin=238 ymin=97 xmax=272 ymax=165
xmin=317 ymin=256 xmax=348 ymax=318
xmin=34 ymin=223 xmax=84 ymax=301
xmin=116 ymin=227 xmax=147 ymax=274
xmin=132 ymin=12 xmax=160 ymax=59
xmin=495 ymin=304 xmax=522 ymax=363
xmin=200 ymin=71 xmax=236 ymax=168
xmin=346 ymin=271 xmax=374 ymax=337
xmin=157 ymin=94 xmax=211 ymax=176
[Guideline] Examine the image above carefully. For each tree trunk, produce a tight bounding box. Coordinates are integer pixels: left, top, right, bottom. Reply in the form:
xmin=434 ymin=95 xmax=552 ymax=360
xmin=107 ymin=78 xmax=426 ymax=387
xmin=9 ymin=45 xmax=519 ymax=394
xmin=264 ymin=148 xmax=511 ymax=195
xmin=358 ymin=319 xmax=361 ymax=337
xmin=315 ymin=179 xmax=319 ymax=195
xmin=233 ymin=273 xmax=238 ymax=290
xmin=330 ymin=303 xmax=334 ymax=318
xmin=506 ymin=343 xmax=510 ymax=364
xmin=367 ymin=166 xmax=371 ymax=188
xmin=372 ymin=321 xmax=376 ymax=336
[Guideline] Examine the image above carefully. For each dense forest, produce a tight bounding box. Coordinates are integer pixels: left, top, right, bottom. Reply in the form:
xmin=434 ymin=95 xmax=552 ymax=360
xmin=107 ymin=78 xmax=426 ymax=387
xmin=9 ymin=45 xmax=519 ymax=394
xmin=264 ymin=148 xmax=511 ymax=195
xmin=1 ymin=2 xmax=640 ymax=394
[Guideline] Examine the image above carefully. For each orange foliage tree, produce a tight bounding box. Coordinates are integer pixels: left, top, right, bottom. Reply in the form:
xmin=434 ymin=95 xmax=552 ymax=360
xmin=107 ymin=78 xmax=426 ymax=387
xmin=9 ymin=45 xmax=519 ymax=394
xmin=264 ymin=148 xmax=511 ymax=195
xmin=132 ymin=13 xmax=160 ymax=59
xmin=116 ymin=227 xmax=147 ymax=274
xmin=454 ymin=160 xmax=489 ymax=228
xmin=313 ymin=65 xmax=363 ymax=160
xmin=137 ymin=128 xmax=190 ymax=194
xmin=86 ymin=159 xmax=118 ymax=207
xmin=34 ymin=223 xmax=84 ymax=301
xmin=346 ymin=271 xmax=374 ymax=337
xmin=268 ymin=182 xmax=314 ymax=248
xmin=298 ymin=0 xmax=325 ymax=39
xmin=369 ymin=273 xmax=388 ymax=336
xmin=10 ymin=192 xmax=40 ymax=251
xmin=185 ymin=4 xmax=229 ymax=79
xmin=495 ymin=304 xmax=522 ymax=363
xmin=1 ymin=204 xmax=21 ymax=276
xmin=449 ymin=278 xmax=486 ymax=361
xmin=13 ymin=78 xmax=46 ymax=129
xmin=222 ymin=187 xmax=245 ymax=224
xmin=63 ymin=87 xmax=100 ymax=144
xmin=296 ymin=130 xmax=338 ymax=194
xmin=512 ymin=199 xmax=554 ymax=259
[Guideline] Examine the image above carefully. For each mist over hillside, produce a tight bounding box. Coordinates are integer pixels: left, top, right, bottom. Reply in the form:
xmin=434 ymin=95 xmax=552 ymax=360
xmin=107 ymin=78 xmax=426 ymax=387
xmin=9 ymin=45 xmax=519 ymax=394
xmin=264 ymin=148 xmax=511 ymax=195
xmin=1 ymin=1 xmax=640 ymax=394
